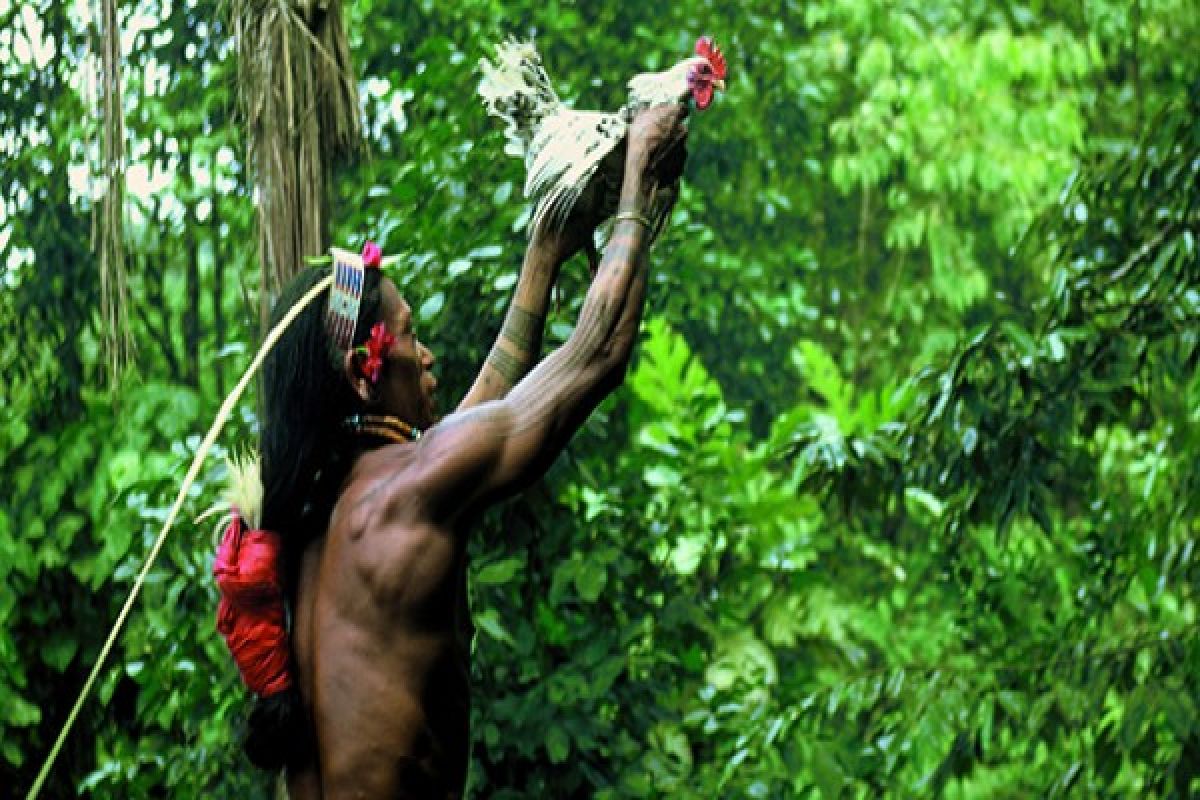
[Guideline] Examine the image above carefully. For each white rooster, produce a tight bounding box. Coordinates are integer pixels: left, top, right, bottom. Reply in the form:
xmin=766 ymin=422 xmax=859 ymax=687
xmin=479 ymin=36 xmax=727 ymax=270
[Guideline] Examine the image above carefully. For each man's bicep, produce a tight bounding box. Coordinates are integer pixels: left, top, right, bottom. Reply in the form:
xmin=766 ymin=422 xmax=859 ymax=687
xmin=424 ymin=337 xmax=616 ymax=516
xmin=416 ymin=401 xmax=553 ymax=517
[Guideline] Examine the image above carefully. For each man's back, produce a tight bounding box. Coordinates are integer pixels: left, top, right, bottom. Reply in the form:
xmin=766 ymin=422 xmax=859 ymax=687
xmin=289 ymin=446 xmax=471 ymax=799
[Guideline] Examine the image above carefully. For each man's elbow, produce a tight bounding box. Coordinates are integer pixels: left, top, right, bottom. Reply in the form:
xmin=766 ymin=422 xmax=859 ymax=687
xmin=597 ymin=334 xmax=636 ymax=388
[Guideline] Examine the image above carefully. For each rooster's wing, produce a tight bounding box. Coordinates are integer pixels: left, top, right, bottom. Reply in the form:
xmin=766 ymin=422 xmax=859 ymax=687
xmin=526 ymin=108 xmax=627 ymax=235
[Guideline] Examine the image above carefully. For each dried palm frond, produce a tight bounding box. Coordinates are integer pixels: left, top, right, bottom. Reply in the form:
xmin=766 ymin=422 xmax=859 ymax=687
xmin=94 ymin=0 xmax=135 ymax=382
xmin=231 ymin=0 xmax=362 ymax=318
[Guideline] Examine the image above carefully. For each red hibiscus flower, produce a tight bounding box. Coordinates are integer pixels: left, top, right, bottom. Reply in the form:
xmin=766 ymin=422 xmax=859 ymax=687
xmin=358 ymin=321 xmax=395 ymax=383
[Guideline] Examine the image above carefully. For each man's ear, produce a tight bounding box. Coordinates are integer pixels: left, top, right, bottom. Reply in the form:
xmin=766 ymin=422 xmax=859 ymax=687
xmin=343 ymin=350 xmax=372 ymax=404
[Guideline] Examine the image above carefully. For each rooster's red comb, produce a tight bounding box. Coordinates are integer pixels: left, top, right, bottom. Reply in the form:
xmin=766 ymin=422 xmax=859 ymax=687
xmin=695 ymin=36 xmax=727 ymax=81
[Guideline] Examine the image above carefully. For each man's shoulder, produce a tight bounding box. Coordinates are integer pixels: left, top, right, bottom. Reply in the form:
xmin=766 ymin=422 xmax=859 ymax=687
xmin=337 ymin=405 xmax=513 ymax=532
xmin=403 ymin=406 xmax=512 ymax=487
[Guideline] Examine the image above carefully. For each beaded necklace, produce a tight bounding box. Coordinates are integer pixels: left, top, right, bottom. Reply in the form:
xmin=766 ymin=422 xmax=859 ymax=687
xmin=344 ymin=413 xmax=422 ymax=444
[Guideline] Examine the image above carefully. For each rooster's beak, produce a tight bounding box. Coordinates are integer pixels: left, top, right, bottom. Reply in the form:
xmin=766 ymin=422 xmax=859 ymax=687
xmin=714 ymin=79 xmax=726 ymax=92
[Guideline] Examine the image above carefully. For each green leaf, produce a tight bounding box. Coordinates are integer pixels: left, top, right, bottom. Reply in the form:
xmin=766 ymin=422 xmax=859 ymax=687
xmin=474 ymin=610 xmax=514 ymax=646
xmin=905 ymin=488 xmax=945 ymax=518
xmin=2 ymin=737 xmax=23 ymax=767
xmin=574 ymin=560 xmax=607 ymax=602
xmin=466 ymin=244 xmax=503 ymax=260
xmin=40 ymin=633 xmax=77 ymax=671
xmin=418 ymin=291 xmax=445 ymax=321
xmin=646 ymin=723 xmax=692 ymax=790
xmin=643 ymin=465 xmax=681 ymax=488
xmin=706 ymin=632 xmax=777 ymax=690
xmin=811 ymin=740 xmax=846 ymax=798
xmin=669 ymin=536 xmax=705 ymax=576
xmin=475 ymin=557 xmax=523 ymax=586
xmin=962 ymin=426 xmax=978 ymax=455
xmin=446 ymin=258 xmax=472 ymax=277
xmin=5 ymin=694 xmax=41 ymax=727
xmin=545 ymin=724 xmax=570 ymax=764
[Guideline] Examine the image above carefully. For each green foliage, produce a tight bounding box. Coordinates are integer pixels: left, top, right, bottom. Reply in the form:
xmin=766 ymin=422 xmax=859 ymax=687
xmin=2 ymin=0 xmax=1198 ymax=797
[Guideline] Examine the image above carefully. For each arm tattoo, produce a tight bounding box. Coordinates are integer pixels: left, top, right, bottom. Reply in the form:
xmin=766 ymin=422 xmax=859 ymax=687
xmin=501 ymin=305 xmax=543 ymax=353
xmin=474 ymin=307 xmax=543 ymax=399
xmin=486 ymin=344 xmax=526 ymax=385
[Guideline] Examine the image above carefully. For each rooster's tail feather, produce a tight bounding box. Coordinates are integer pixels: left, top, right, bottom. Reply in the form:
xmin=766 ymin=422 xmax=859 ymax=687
xmin=478 ymin=39 xmax=561 ymax=158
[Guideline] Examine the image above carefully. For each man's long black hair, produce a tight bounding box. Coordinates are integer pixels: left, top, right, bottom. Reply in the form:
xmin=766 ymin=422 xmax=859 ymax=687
xmin=242 ymin=266 xmax=383 ymax=770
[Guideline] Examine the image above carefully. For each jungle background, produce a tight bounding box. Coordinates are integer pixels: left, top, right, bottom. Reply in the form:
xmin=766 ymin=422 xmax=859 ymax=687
xmin=3 ymin=0 xmax=1199 ymax=797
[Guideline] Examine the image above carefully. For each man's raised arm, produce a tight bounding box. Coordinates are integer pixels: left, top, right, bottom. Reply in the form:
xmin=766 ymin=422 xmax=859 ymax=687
xmin=457 ymin=228 xmax=577 ymax=411
xmin=414 ymin=104 xmax=687 ymax=518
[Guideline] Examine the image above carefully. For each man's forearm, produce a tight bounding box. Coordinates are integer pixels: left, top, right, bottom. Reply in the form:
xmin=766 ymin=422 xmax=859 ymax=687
xmin=458 ymin=242 xmax=562 ymax=410
xmin=499 ymin=191 xmax=654 ymax=434
xmin=462 ymin=159 xmax=656 ymax=411
xmin=561 ymin=176 xmax=654 ymax=362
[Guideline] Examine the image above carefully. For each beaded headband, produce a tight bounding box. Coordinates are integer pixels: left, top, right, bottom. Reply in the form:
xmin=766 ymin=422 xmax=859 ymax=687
xmin=325 ymin=241 xmax=382 ymax=352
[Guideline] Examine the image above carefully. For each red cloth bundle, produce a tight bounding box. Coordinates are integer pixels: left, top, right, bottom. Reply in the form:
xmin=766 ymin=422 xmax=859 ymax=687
xmin=213 ymin=513 xmax=293 ymax=697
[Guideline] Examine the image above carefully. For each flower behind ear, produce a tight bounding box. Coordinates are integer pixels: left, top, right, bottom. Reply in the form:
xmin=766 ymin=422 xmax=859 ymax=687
xmin=357 ymin=321 xmax=395 ymax=383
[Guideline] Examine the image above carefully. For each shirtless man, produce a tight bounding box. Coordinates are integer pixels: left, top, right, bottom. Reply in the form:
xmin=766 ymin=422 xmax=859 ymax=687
xmin=245 ymin=104 xmax=688 ymax=798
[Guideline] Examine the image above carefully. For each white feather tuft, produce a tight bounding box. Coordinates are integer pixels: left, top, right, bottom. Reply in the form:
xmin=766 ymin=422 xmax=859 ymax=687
xmin=222 ymin=451 xmax=263 ymax=529
xmin=193 ymin=450 xmax=263 ymax=533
